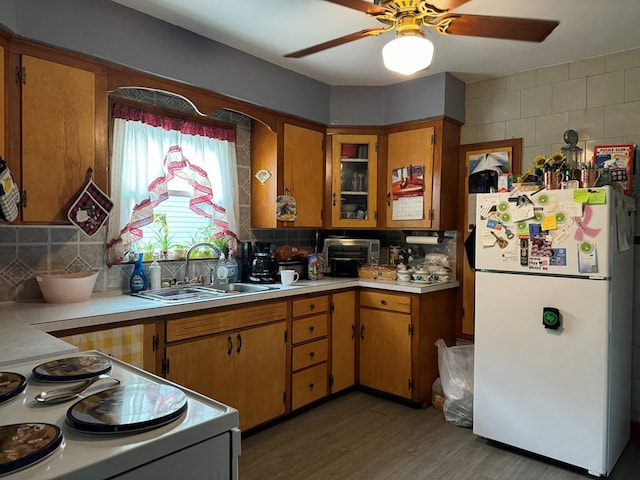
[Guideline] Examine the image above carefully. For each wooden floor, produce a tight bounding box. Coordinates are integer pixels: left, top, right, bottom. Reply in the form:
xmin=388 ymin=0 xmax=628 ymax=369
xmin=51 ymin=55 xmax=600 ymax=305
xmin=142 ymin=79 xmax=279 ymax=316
xmin=239 ymin=391 xmax=640 ymax=480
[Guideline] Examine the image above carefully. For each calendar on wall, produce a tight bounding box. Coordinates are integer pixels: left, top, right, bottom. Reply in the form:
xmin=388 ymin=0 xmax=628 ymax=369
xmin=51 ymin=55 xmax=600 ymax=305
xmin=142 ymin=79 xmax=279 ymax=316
xmin=391 ymin=164 xmax=424 ymax=221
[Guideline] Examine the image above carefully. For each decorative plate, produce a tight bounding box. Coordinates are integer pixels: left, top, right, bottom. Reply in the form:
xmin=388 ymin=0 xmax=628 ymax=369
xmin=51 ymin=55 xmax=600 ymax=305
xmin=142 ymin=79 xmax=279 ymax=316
xmin=66 ymin=384 xmax=187 ymax=434
xmin=0 ymin=372 xmax=27 ymax=404
xmin=0 ymin=423 xmax=62 ymax=475
xmin=32 ymin=356 xmax=112 ymax=382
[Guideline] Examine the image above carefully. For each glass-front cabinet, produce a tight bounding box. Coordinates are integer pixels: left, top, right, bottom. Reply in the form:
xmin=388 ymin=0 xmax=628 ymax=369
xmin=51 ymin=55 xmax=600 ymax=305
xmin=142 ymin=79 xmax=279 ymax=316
xmin=330 ymin=134 xmax=378 ymax=227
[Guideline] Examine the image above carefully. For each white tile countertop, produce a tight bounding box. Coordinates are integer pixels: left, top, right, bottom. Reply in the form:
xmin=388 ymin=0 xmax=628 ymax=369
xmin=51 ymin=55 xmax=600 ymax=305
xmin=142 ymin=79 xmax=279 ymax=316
xmin=0 ymin=278 xmax=458 ymax=365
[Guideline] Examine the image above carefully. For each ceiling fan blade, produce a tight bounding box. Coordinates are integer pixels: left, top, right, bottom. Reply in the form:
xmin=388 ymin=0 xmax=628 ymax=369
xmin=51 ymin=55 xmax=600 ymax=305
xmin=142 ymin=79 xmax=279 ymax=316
xmin=442 ymin=14 xmax=559 ymax=42
xmin=284 ymin=28 xmax=386 ymax=58
xmin=324 ymin=0 xmax=390 ymax=15
xmin=430 ymin=0 xmax=471 ymax=11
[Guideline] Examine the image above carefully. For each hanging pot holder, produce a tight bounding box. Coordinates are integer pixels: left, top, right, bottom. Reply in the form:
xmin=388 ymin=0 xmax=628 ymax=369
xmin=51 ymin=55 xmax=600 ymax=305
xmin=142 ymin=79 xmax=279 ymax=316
xmin=276 ymin=190 xmax=297 ymax=222
xmin=68 ymin=169 xmax=114 ymax=236
xmin=0 ymin=158 xmax=21 ymax=222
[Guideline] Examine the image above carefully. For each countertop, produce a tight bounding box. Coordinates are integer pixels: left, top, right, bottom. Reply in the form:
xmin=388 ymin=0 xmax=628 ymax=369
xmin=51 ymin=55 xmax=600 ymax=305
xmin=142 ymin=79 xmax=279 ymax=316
xmin=0 ymin=278 xmax=458 ymax=365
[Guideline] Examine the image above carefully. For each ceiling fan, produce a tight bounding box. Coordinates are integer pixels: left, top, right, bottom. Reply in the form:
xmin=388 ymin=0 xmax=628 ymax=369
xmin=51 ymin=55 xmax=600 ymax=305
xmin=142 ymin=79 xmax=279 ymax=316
xmin=285 ymin=0 xmax=559 ymax=75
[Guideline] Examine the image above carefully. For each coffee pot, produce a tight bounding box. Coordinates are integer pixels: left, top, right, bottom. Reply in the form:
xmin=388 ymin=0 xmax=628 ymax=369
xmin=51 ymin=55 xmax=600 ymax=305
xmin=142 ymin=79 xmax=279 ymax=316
xmin=248 ymin=242 xmax=278 ymax=283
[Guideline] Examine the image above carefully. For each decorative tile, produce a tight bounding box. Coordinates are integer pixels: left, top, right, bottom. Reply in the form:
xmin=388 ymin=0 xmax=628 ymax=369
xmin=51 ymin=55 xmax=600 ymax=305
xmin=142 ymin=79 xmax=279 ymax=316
xmin=0 ymin=259 xmax=32 ymax=286
xmin=66 ymin=257 xmax=93 ymax=273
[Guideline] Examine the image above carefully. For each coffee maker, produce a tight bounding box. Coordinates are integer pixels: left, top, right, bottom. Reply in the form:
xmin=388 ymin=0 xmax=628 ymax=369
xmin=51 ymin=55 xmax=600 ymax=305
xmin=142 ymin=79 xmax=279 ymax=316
xmin=242 ymin=242 xmax=278 ymax=283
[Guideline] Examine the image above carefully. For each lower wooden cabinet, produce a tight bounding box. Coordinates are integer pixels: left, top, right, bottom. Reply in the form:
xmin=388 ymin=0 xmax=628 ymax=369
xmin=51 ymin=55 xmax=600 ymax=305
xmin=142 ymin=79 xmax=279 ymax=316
xmin=358 ymin=288 xmax=456 ymax=405
xmin=330 ymin=290 xmax=356 ymax=393
xmin=290 ymin=295 xmax=330 ymax=410
xmin=163 ymin=301 xmax=287 ymax=431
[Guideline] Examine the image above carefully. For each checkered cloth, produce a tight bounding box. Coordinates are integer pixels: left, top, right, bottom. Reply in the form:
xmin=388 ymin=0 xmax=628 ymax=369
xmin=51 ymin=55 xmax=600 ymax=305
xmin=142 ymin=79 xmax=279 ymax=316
xmin=0 ymin=160 xmax=20 ymax=222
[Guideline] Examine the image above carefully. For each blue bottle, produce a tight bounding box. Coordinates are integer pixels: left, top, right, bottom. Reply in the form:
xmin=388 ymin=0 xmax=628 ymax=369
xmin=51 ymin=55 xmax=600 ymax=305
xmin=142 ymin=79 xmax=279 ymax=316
xmin=129 ymin=253 xmax=148 ymax=293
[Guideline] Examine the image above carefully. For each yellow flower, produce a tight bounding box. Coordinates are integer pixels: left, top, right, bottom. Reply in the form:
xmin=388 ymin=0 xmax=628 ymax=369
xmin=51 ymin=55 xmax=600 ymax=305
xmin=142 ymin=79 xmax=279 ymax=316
xmin=534 ymin=155 xmax=547 ymax=169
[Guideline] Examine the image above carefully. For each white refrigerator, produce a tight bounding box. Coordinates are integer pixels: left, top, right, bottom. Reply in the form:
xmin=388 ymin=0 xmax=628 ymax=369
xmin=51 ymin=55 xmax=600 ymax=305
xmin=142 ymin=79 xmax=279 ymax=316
xmin=473 ymin=186 xmax=635 ymax=477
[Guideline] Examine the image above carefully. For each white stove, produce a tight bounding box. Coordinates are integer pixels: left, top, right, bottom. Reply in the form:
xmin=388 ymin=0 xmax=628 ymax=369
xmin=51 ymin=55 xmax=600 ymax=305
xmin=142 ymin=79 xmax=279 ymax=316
xmin=0 ymin=351 xmax=240 ymax=479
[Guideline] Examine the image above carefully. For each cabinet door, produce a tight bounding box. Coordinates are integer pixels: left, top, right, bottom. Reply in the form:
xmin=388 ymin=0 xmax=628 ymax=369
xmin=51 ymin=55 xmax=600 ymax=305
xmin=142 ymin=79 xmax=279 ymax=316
xmin=0 ymin=44 xmax=4 ymax=158
xmin=283 ymin=123 xmax=324 ymax=227
xmin=359 ymin=308 xmax=412 ymax=399
xmin=21 ymin=55 xmax=96 ymax=222
xmin=330 ymin=134 xmax=377 ymax=227
xmin=385 ymin=126 xmax=435 ymax=229
xmin=234 ymin=322 xmax=286 ymax=430
xmin=331 ymin=290 xmax=355 ymax=393
xmin=165 ymin=334 xmax=234 ymax=407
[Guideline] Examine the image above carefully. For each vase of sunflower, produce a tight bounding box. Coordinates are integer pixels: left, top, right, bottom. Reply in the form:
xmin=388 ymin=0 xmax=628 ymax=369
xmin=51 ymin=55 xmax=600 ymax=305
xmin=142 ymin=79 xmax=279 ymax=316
xmin=521 ymin=152 xmax=568 ymax=187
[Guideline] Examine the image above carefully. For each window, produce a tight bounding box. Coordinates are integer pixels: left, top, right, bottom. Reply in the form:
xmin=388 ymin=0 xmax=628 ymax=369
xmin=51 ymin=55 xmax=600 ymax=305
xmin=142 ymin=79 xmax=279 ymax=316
xmin=106 ymin=101 xmax=239 ymax=266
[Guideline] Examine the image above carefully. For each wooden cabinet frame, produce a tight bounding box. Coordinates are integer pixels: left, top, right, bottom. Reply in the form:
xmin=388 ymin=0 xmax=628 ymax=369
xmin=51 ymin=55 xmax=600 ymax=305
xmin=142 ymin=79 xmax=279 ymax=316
xmin=456 ymin=138 xmax=522 ymax=339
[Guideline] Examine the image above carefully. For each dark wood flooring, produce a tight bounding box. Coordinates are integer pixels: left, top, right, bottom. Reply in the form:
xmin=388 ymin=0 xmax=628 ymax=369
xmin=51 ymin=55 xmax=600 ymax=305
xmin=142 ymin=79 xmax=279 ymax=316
xmin=239 ymin=391 xmax=640 ymax=480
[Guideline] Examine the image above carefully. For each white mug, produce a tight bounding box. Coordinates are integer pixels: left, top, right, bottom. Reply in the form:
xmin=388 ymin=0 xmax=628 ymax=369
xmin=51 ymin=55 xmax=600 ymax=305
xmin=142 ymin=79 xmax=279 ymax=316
xmin=280 ymin=269 xmax=299 ymax=286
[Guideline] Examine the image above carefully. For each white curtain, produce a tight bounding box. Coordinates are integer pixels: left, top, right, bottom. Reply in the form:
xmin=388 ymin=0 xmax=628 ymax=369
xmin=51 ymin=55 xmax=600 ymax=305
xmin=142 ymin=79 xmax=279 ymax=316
xmin=107 ymin=108 xmax=238 ymax=265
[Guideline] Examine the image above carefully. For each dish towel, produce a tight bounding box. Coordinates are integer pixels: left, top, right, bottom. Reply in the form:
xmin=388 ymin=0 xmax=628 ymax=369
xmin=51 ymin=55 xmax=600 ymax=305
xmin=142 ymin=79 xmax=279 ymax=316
xmin=0 ymin=158 xmax=21 ymax=222
xmin=68 ymin=169 xmax=114 ymax=236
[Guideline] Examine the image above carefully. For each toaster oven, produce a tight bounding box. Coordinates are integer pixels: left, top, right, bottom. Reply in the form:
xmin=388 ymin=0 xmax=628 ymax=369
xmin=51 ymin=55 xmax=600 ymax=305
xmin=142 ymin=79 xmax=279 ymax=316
xmin=322 ymin=238 xmax=380 ymax=277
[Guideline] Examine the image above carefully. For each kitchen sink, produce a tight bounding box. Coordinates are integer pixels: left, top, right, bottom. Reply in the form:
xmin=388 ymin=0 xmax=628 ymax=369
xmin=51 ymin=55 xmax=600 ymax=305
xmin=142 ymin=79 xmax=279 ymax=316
xmin=196 ymin=283 xmax=275 ymax=294
xmin=134 ymin=287 xmax=224 ymax=302
xmin=134 ymin=283 xmax=276 ymax=302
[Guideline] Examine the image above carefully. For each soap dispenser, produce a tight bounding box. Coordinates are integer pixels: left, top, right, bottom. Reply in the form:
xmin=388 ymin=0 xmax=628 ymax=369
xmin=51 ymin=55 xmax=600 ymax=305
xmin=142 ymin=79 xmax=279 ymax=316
xmin=215 ymin=252 xmax=229 ymax=285
xmin=226 ymin=249 xmax=238 ymax=283
xmin=149 ymin=256 xmax=161 ymax=290
xmin=129 ymin=253 xmax=148 ymax=293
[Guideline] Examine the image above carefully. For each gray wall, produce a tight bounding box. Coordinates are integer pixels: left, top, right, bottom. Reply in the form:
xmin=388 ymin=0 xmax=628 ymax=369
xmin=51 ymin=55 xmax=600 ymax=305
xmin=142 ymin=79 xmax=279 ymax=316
xmin=1 ymin=0 xmax=465 ymax=126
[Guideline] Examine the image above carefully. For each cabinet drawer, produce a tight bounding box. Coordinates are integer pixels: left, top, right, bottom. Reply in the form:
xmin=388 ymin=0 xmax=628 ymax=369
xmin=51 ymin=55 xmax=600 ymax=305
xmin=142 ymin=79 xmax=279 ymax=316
xmin=292 ymin=295 xmax=329 ymax=318
xmin=292 ymin=363 xmax=327 ymax=410
xmin=292 ymin=338 xmax=328 ymax=371
xmin=360 ymin=290 xmax=412 ymax=314
xmin=166 ymin=301 xmax=287 ymax=342
xmin=292 ymin=314 xmax=328 ymax=344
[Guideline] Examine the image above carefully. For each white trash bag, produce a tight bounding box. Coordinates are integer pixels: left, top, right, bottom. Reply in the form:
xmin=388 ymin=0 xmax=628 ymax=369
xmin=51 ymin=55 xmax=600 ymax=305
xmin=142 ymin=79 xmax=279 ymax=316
xmin=435 ymin=338 xmax=474 ymax=427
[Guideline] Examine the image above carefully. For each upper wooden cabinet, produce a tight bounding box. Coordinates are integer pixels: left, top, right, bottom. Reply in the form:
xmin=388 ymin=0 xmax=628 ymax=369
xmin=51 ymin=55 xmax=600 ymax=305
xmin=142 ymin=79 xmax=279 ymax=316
xmin=5 ymin=41 xmax=107 ymax=224
xmin=0 ymin=43 xmax=5 ymax=159
xmin=329 ymin=134 xmax=378 ymax=228
xmin=383 ymin=118 xmax=460 ymax=230
xmin=251 ymin=120 xmax=325 ymax=228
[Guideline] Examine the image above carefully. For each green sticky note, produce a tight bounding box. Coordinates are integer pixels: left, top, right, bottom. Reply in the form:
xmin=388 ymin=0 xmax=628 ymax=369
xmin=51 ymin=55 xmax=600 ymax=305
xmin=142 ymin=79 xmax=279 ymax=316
xmin=573 ymin=189 xmax=590 ymax=203
xmin=587 ymin=189 xmax=606 ymax=204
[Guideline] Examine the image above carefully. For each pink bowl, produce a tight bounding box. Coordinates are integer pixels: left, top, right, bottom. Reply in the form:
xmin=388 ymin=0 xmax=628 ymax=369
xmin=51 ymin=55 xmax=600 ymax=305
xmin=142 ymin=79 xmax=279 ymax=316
xmin=36 ymin=269 xmax=99 ymax=303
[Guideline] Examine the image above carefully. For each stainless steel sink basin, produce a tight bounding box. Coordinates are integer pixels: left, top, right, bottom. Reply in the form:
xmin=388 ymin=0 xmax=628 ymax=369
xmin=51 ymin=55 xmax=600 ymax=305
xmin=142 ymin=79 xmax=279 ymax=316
xmin=197 ymin=283 xmax=275 ymax=294
xmin=134 ymin=287 xmax=222 ymax=302
xmin=134 ymin=283 xmax=276 ymax=302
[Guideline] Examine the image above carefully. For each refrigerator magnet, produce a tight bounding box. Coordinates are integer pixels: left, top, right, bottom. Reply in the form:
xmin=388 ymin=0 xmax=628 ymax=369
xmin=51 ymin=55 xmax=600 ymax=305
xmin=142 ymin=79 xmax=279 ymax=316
xmin=577 ymin=242 xmax=598 ymax=273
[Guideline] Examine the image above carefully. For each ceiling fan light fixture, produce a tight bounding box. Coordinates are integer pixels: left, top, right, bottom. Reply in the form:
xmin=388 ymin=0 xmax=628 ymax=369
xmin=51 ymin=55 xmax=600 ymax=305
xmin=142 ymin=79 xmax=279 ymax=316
xmin=382 ymin=32 xmax=434 ymax=76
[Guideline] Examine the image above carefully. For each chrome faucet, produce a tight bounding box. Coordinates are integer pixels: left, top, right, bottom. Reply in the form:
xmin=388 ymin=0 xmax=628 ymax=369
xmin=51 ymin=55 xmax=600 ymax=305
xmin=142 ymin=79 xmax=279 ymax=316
xmin=184 ymin=242 xmax=221 ymax=284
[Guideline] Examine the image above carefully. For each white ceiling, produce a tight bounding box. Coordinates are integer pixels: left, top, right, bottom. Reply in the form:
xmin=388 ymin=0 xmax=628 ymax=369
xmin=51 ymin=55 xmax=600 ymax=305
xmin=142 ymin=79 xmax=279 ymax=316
xmin=111 ymin=0 xmax=640 ymax=86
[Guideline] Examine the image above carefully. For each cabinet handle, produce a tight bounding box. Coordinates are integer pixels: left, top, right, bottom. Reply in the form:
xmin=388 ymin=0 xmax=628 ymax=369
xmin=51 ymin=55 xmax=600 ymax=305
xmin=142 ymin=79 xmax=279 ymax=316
xmin=22 ymin=190 xmax=27 ymax=208
xmin=386 ymin=192 xmax=391 ymax=206
xmin=352 ymin=324 xmax=355 ymax=339
xmin=309 ymin=351 xmax=315 ymax=358
xmin=380 ymin=299 xmax=387 ymax=306
xmin=227 ymin=335 xmax=233 ymax=356
xmin=309 ymin=325 xmax=315 ymax=333
xmin=360 ymin=325 xmax=365 ymax=340
xmin=309 ymin=383 xmax=315 ymax=390
xmin=236 ymin=333 xmax=242 ymax=354
xmin=332 ymin=192 xmax=336 ymax=207
xmin=309 ymin=303 xmax=315 ymax=311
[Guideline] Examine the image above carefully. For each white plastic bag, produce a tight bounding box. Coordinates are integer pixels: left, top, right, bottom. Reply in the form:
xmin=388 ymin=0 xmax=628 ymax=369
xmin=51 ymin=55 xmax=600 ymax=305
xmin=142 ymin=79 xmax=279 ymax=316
xmin=435 ymin=338 xmax=474 ymax=427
